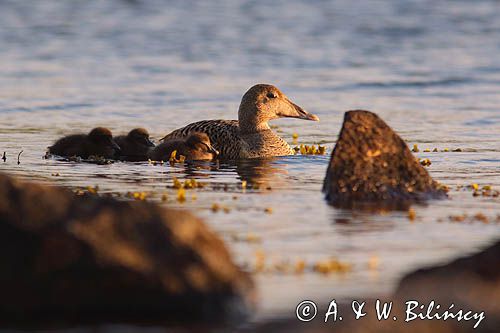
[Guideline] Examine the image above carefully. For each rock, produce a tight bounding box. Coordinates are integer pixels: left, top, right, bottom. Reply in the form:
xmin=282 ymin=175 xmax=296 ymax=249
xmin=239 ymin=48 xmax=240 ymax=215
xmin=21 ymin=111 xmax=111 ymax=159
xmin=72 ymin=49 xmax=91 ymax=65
xmin=397 ymin=241 xmax=500 ymax=297
xmin=394 ymin=240 xmax=500 ymax=332
xmin=0 ymin=173 xmax=254 ymax=326
xmin=323 ymin=110 xmax=446 ymax=208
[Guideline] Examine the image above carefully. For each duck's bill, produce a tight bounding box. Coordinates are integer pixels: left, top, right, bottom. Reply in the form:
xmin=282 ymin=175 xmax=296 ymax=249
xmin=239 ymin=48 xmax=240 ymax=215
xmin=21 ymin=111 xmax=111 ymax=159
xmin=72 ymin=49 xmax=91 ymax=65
xmin=285 ymin=100 xmax=320 ymax=121
xmin=201 ymin=142 xmax=219 ymax=156
xmin=109 ymin=139 xmax=121 ymax=152
xmin=209 ymin=146 xmax=219 ymax=156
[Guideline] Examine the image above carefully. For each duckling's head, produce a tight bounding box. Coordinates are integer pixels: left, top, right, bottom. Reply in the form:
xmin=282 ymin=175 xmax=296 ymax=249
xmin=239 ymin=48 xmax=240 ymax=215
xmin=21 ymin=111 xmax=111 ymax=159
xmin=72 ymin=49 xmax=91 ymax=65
xmin=238 ymin=84 xmax=319 ymax=133
xmin=88 ymin=127 xmax=121 ymax=152
xmin=186 ymin=132 xmax=219 ymax=160
xmin=127 ymin=128 xmax=155 ymax=147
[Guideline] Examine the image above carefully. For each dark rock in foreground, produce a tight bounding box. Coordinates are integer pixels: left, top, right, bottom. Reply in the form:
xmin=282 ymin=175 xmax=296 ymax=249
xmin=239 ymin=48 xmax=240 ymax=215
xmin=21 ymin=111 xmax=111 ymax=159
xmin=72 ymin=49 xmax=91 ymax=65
xmin=0 ymin=173 xmax=254 ymax=327
xmin=323 ymin=110 xmax=446 ymax=208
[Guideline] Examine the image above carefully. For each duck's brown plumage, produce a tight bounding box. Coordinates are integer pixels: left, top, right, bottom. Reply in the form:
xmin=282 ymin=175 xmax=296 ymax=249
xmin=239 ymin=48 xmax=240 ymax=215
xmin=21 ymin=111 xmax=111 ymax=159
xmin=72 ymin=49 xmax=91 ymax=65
xmin=48 ymin=127 xmax=120 ymax=159
xmin=149 ymin=132 xmax=218 ymax=161
xmin=115 ymin=128 xmax=155 ymax=161
xmin=160 ymin=84 xmax=319 ymax=160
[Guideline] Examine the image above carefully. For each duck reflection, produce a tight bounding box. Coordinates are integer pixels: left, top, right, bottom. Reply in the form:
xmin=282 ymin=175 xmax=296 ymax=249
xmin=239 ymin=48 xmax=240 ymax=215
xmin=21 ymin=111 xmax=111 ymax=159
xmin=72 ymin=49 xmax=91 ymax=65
xmin=165 ymin=157 xmax=289 ymax=190
xmin=233 ymin=157 xmax=288 ymax=189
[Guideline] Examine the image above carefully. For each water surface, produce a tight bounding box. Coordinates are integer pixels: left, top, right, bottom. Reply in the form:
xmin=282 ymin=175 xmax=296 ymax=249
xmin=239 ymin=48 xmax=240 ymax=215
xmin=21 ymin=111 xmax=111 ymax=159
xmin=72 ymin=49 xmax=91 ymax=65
xmin=0 ymin=0 xmax=499 ymax=326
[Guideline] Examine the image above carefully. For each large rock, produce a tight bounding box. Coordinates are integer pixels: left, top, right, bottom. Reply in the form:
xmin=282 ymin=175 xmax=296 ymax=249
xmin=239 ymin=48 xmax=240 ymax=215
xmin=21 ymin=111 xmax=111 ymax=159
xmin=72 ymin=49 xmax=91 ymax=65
xmin=0 ymin=173 xmax=254 ymax=326
xmin=323 ymin=110 xmax=446 ymax=208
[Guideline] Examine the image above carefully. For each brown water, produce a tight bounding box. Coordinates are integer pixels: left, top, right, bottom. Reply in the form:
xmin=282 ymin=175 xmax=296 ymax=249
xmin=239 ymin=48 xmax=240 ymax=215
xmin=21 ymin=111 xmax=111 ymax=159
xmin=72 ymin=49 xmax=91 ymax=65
xmin=0 ymin=0 xmax=499 ymax=327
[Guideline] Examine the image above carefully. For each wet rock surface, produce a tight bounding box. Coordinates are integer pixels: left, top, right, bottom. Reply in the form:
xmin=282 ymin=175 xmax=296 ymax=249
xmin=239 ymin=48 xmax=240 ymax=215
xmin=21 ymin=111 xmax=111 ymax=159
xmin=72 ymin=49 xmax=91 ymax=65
xmin=323 ymin=110 xmax=447 ymax=208
xmin=0 ymin=173 xmax=254 ymax=327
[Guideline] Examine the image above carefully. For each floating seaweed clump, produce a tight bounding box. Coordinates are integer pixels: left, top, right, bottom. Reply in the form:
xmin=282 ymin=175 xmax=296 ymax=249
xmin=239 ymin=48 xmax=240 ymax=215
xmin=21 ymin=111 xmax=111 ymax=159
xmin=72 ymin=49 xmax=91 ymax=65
xmin=124 ymin=191 xmax=148 ymax=201
xmin=419 ymin=158 xmax=432 ymax=167
xmin=408 ymin=208 xmax=416 ymax=221
xmin=133 ymin=192 xmax=147 ymax=201
xmin=176 ymin=187 xmax=186 ymax=202
xmin=148 ymin=150 xmax=187 ymax=166
xmin=250 ymin=252 xmax=352 ymax=275
xmin=172 ymin=177 xmax=206 ymax=190
xmin=447 ymin=213 xmax=499 ymax=224
xmin=73 ymin=185 xmax=99 ymax=196
xmin=148 ymin=159 xmax=164 ymax=166
xmin=293 ymin=144 xmax=327 ymax=155
xmin=169 ymin=150 xmax=186 ymax=165
xmin=313 ymin=258 xmax=352 ymax=274
xmin=231 ymin=233 xmax=262 ymax=243
xmin=415 ymin=147 xmax=463 ymax=153
xmin=211 ymin=203 xmax=231 ymax=213
xmin=465 ymin=184 xmax=499 ymax=197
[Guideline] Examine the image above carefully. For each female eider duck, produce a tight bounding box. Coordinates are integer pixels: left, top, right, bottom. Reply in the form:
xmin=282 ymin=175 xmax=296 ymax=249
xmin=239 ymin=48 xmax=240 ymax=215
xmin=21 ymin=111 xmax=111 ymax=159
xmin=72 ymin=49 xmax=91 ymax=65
xmin=48 ymin=127 xmax=120 ymax=159
xmin=160 ymin=84 xmax=319 ymax=159
xmin=149 ymin=132 xmax=218 ymax=161
xmin=114 ymin=128 xmax=155 ymax=161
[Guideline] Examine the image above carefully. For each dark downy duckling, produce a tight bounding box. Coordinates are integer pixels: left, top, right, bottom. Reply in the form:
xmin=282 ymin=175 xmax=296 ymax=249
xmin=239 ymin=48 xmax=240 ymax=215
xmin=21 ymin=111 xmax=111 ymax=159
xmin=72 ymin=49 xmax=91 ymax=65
xmin=114 ymin=128 xmax=155 ymax=161
xmin=148 ymin=132 xmax=219 ymax=161
xmin=48 ymin=127 xmax=120 ymax=159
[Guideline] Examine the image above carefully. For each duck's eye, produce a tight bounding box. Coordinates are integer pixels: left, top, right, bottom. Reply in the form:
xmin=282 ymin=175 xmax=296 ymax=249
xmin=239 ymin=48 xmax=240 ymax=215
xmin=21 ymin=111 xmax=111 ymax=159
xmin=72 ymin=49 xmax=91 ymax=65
xmin=266 ymin=92 xmax=278 ymax=99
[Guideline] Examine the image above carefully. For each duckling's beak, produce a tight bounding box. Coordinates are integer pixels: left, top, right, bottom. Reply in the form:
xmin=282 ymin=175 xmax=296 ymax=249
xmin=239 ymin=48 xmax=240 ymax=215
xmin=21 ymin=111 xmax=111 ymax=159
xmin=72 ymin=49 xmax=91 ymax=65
xmin=110 ymin=139 xmax=121 ymax=152
xmin=281 ymin=98 xmax=320 ymax=121
xmin=145 ymin=138 xmax=155 ymax=147
xmin=209 ymin=145 xmax=219 ymax=156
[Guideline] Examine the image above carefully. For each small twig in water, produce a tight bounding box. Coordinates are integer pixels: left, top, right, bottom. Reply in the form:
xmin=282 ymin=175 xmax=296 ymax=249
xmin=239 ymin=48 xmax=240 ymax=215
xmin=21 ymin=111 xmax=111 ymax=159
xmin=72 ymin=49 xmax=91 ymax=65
xmin=17 ymin=150 xmax=23 ymax=165
xmin=2 ymin=152 xmax=5 ymax=162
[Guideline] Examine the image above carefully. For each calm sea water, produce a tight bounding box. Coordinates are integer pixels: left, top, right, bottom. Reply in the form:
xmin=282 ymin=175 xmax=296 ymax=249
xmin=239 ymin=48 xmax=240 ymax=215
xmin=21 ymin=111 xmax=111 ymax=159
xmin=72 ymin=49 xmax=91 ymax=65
xmin=0 ymin=0 xmax=499 ymax=327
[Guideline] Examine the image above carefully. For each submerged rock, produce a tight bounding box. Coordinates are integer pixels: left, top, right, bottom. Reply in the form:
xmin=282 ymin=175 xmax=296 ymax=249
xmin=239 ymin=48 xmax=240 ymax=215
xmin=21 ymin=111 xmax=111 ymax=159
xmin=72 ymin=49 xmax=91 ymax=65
xmin=0 ymin=173 xmax=253 ymax=326
xmin=323 ymin=110 xmax=446 ymax=208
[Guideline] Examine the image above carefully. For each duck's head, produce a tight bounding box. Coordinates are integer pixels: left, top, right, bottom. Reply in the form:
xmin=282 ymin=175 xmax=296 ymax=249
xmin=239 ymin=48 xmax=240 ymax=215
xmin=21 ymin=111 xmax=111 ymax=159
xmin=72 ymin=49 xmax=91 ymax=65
xmin=238 ymin=84 xmax=319 ymax=133
xmin=88 ymin=127 xmax=121 ymax=152
xmin=186 ymin=132 xmax=219 ymax=159
xmin=127 ymin=128 xmax=155 ymax=147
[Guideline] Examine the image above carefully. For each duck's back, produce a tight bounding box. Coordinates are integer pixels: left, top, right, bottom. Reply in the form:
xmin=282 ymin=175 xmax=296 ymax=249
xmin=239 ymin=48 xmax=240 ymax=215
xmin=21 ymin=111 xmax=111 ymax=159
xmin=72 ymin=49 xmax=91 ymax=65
xmin=49 ymin=134 xmax=87 ymax=157
xmin=161 ymin=120 xmax=241 ymax=159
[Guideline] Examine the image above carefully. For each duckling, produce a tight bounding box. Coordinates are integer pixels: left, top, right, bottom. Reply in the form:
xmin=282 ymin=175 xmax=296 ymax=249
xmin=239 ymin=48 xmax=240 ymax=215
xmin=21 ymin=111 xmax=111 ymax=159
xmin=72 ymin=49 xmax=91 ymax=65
xmin=48 ymin=127 xmax=120 ymax=159
xmin=160 ymin=84 xmax=319 ymax=159
xmin=149 ymin=132 xmax=218 ymax=161
xmin=114 ymin=128 xmax=155 ymax=161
